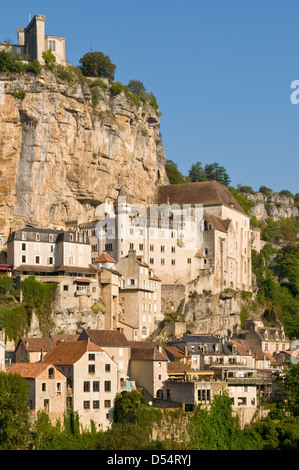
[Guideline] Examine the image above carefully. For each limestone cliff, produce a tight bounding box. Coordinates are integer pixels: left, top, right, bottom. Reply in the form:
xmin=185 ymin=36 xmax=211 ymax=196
xmin=243 ymin=191 xmax=298 ymax=221
xmin=0 ymin=69 xmax=168 ymax=237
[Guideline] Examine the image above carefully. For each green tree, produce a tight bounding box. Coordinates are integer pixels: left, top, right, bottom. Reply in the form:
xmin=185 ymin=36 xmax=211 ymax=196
xmin=165 ymin=160 xmax=185 ymax=184
xmin=204 ymin=162 xmax=231 ymax=186
xmin=0 ymin=372 xmax=30 ymax=449
xmin=79 ymin=51 xmax=116 ymax=81
xmin=114 ymin=389 xmax=147 ymax=425
xmin=127 ymin=80 xmax=147 ymax=100
xmin=282 ymin=364 xmax=299 ymax=417
xmin=188 ymin=161 xmax=206 ymax=182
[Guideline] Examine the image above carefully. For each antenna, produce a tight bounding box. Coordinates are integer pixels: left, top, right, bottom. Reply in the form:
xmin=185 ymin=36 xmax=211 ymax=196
xmin=90 ymin=40 xmax=93 ymax=52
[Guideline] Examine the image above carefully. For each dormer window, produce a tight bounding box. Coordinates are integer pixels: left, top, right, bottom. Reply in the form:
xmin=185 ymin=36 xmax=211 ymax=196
xmin=21 ymin=232 xmax=26 ymax=240
xmin=203 ymin=344 xmax=208 ymax=354
xmin=36 ymin=233 xmax=40 ymax=241
xmin=49 ymin=234 xmax=53 ymax=242
xmin=264 ymin=330 xmax=268 ymax=340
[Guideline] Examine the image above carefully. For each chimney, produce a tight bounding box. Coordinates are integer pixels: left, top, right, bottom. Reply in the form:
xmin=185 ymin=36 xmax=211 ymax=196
xmin=17 ymin=27 xmax=25 ymax=46
xmin=184 ymin=346 xmax=188 ymax=357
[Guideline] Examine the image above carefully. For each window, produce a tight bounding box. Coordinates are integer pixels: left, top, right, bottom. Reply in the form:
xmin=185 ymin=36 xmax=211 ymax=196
xmin=56 ymin=382 xmax=61 ymax=394
xmin=93 ymin=400 xmax=100 ymax=409
xmin=105 ymin=364 xmax=111 ymax=372
xmin=171 ymin=246 xmax=176 ymax=253
xmin=49 ymin=234 xmax=53 ymax=242
xmin=21 ymin=255 xmax=27 ymax=263
xmin=84 ymin=381 xmax=90 ymax=392
xmin=48 ymin=257 xmax=54 ymax=265
xmin=88 ymin=364 xmax=95 ymax=374
xmin=21 ymin=243 xmax=26 ymax=251
xmin=150 ymin=244 xmax=154 ymax=252
xmin=171 ymin=259 xmax=175 ymax=265
xmin=21 ymin=232 xmax=26 ymax=240
xmin=139 ymin=243 xmax=143 ymax=251
xmin=35 ymin=256 xmax=41 ymax=264
xmin=42 ymin=383 xmax=46 ymax=391
xmin=93 ymin=381 xmax=100 ymax=392
xmin=161 ymin=258 xmax=165 ymax=265
xmin=187 ymin=258 xmax=192 ymax=264
xmin=48 ymin=367 xmax=54 ymax=379
xmin=83 ymin=401 xmax=90 ymax=409
xmin=88 ymin=354 xmax=95 ymax=361
xmin=104 ymin=381 xmax=111 ymax=391
xmin=49 ymin=40 xmax=56 ymax=51
xmin=63 ymin=285 xmax=68 ymax=291
xmin=150 ymin=257 xmax=154 ymax=264
xmin=35 ymin=233 xmax=40 ymax=241
xmin=129 ymin=243 xmax=134 ymax=249
xmin=104 ymin=400 xmax=111 ymax=408
xmin=160 ymin=245 xmax=165 ymax=252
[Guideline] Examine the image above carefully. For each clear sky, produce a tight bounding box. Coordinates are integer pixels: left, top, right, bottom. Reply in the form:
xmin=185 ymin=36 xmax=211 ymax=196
xmin=1 ymin=0 xmax=299 ymax=195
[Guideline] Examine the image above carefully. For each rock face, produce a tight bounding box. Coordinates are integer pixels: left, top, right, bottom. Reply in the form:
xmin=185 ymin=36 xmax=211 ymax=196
xmin=243 ymin=192 xmax=298 ymax=221
xmin=0 ymin=69 xmax=168 ymax=236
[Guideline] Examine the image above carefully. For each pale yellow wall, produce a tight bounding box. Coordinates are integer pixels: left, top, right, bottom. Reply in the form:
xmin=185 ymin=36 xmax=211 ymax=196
xmin=72 ymin=350 xmax=118 ymax=431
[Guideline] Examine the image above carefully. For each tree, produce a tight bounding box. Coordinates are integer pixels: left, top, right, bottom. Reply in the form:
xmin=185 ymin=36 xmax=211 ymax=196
xmin=281 ymin=365 xmax=299 ymax=417
xmin=188 ymin=162 xmax=206 ymax=182
xmin=204 ymin=162 xmax=231 ymax=186
xmin=188 ymin=161 xmax=231 ymax=186
xmin=0 ymin=372 xmax=30 ymax=449
xmin=127 ymin=80 xmax=147 ymax=100
xmin=165 ymin=160 xmax=185 ymax=184
xmin=114 ymin=390 xmax=147 ymax=425
xmin=79 ymin=51 xmax=116 ymax=81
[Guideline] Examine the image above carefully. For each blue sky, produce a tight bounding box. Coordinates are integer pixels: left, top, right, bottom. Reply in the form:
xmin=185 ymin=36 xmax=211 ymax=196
xmin=1 ymin=1 xmax=299 ymax=195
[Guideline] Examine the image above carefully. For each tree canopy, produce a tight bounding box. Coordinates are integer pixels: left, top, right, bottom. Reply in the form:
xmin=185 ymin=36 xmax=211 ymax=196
xmin=79 ymin=51 xmax=116 ymax=81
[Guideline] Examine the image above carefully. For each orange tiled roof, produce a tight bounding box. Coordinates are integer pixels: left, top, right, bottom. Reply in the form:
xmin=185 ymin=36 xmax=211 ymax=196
xmin=93 ymin=252 xmax=116 ymax=263
xmin=7 ymin=362 xmax=56 ymax=378
xmin=43 ymin=341 xmax=104 ymax=365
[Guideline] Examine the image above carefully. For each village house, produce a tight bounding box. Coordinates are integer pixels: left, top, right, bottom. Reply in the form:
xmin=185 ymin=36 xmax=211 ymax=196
xmin=7 ymin=362 xmax=67 ymax=425
xmin=115 ymin=250 xmax=163 ymax=340
xmin=238 ymin=316 xmax=290 ymax=356
xmin=128 ymin=341 xmax=169 ymax=400
xmin=0 ymin=14 xmax=66 ymax=64
xmin=15 ymin=337 xmax=55 ymax=363
xmin=77 ymin=329 xmax=133 ymax=393
xmin=42 ymin=340 xmax=118 ymax=430
xmin=7 ymin=227 xmax=100 ymax=311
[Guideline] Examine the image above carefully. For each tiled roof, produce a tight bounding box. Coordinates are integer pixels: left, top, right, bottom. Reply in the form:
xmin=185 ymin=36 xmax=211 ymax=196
xmin=18 ymin=337 xmax=55 ymax=352
xmin=130 ymin=347 xmax=168 ymax=361
xmin=50 ymin=334 xmax=80 ymax=344
xmin=7 ymin=362 xmax=58 ymax=378
xmin=156 ymin=181 xmax=247 ymax=215
xmin=93 ymin=252 xmax=116 ymax=263
xmin=43 ymin=341 xmax=104 ymax=365
xmin=207 ymin=214 xmax=231 ymax=233
xmin=167 ymin=362 xmax=193 ymax=372
xmin=78 ymin=329 xmax=130 ymax=347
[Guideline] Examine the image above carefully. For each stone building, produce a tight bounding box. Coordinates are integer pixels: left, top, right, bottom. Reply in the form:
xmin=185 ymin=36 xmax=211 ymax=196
xmin=115 ymin=250 xmax=163 ymax=340
xmin=43 ymin=340 xmax=117 ymax=430
xmin=80 ymin=181 xmax=255 ymax=294
xmin=7 ymin=227 xmax=100 ymax=311
xmin=243 ymin=319 xmax=290 ymax=356
xmin=129 ymin=343 xmax=169 ymax=400
xmin=7 ymin=362 xmax=67 ymax=425
xmin=78 ymin=329 xmax=132 ymax=393
xmin=1 ymin=14 xmax=66 ymax=64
